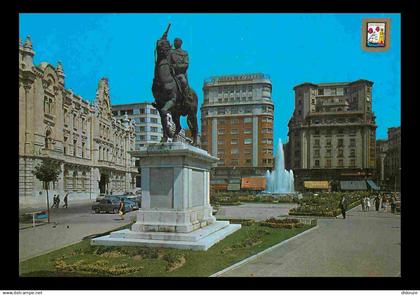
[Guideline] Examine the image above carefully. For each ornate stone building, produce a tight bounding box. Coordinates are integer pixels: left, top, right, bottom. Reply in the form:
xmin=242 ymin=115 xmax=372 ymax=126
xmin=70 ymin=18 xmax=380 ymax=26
xmin=19 ymin=36 xmax=137 ymax=207
xmin=285 ymin=80 xmax=377 ymax=191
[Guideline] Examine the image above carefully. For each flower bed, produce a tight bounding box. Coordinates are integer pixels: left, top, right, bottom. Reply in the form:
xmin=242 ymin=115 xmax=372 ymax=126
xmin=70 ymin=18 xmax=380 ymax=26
xmin=260 ymin=217 xmax=304 ymax=229
xmin=210 ymin=191 xmax=299 ymax=206
xmin=289 ymin=192 xmax=371 ymax=217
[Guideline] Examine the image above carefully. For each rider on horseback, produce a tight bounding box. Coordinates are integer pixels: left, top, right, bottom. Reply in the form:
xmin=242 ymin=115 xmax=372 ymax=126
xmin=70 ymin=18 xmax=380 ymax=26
xmin=169 ymin=37 xmax=189 ymax=105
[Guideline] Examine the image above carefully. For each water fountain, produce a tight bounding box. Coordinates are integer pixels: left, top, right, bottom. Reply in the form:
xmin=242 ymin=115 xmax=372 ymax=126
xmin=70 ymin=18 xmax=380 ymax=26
xmin=265 ymin=138 xmax=295 ymax=194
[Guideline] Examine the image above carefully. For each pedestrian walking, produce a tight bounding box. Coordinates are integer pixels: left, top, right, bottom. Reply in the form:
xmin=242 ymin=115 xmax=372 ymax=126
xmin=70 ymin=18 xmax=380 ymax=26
xmin=56 ymin=195 xmax=60 ymax=208
xmin=52 ymin=195 xmax=57 ymax=209
xmin=118 ymin=198 xmax=125 ymax=220
xmin=391 ymin=194 xmax=396 ymax=213
xmin=365 ymin=196 xmax=371 ymax=211
xmin=340 ymin=195 xmax=348 ymax=219
xmin=382 ymin=195 xmax=387 ymax=212
xmin=375 ymin=195 xmax=380 ymax=211
xmin=361 ymin=196 xmax=365 ymax=212
xmin=63 ymin=193 xmax=68 ymax=208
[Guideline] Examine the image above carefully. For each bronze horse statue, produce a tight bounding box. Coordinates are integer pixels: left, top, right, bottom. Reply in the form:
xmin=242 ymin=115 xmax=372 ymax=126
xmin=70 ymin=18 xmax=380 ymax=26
xmin=151 ymin=24 xmax=199 ymax=146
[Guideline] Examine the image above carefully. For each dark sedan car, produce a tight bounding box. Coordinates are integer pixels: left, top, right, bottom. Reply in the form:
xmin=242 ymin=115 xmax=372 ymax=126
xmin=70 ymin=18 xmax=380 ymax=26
xmin=92 ymin=198 xmax=120 ymax=214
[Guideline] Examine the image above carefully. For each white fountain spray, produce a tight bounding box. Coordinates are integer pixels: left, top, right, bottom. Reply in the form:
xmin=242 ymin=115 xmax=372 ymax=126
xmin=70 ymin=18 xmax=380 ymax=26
xmin=265 ymin=138 xmax=295 ymax=193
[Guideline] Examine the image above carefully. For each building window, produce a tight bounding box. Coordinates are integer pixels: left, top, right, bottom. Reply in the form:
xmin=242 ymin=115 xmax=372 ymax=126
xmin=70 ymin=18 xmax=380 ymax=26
xmin=350 ymin=138 xmax=356 ymax=147
xmin=244 ymin=117 xmax=252 ymax=123
xmin=338 ymin=159 xmax=344 ymax=167
xmin=151 ymin=118 xmax=158 ymax=123
xmin=151 ymin=127 xmax=158 ymax=132
xmin=73 ymin=140 xmax=77 ymax=157
xmin=338 ymin=149 xmax=344 ymax=157
xmin=350 ymin=159 xmax=356 ymax=167
xmin=217 ymin=109 xmax=225 ymax=115
xmin=314 ymin=139 xmax=320 ymax=147
xmin=231 ymin=148 xmax=239 ymax=154
xmin=263 ymin=148 xmax=272 ymax=154
xmin=231 ymin=129 xmax=238 ymax=135
xmin=63 ymin=137 xmax=68 ymax=154
xmin=326 ymin=149 xmax=332 ymax=157
xmin=244 ymin=129 xmax=252 ymax=134
xmin=218 ymin=139 xmax=225 ymax=145
xmin=244 ymin=138 xmax=252 ymax=145
xmin=338 ymin=139 xmax=344 ymax=147
xmin=231 ymin=118 xmax=239 ymax=124
xmin=350 ymin=149 xmax=356 ymax=157
xmin=262 ymin=117 xmax=273 ymax=123
xmin=318 ymin=89 xmax=324 ymax=95
xmin=45 ymin=129 xmax=51 ymax=149
xmin=82 ymin=142 xmax=86 ymax=158
xmin=231 ymin=139 xmax=238 ymax=145
xmin=314 ymin=149 xmax=320 ymax=157
xmin=151 ymin=135 xmax=158 ymax=141
xmin=218 ymin=129 xmax=225 ymax=135
xmin=245 ymin=149 xmax=252 ymax=155
xmin=315 ymin=160 xmax=320 ymax=167
xmin=326 ymin=159 xmax=332 ymax=168
xmin=326 ymin=139 xmax=332 ymax=147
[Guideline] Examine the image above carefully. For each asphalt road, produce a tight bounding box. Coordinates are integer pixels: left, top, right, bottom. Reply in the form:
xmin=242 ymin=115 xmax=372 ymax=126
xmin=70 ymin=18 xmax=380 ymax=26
xmin=19 ymin=200 xmax=137 ymax=262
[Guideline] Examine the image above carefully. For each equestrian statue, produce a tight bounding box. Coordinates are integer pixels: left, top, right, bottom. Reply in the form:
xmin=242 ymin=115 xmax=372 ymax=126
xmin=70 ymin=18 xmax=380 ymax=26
xmin=152 ymin=23 xmax=199 ymax=146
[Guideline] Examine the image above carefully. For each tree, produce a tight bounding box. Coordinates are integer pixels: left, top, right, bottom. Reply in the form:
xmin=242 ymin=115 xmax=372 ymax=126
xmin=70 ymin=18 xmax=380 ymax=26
xmin=32 ymin=158 xmax=62 ymax=223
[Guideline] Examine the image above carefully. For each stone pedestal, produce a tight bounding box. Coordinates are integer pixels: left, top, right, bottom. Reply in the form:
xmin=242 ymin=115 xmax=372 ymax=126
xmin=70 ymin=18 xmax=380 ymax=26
xmin=91 ymin=142 xmax=240 ymax=251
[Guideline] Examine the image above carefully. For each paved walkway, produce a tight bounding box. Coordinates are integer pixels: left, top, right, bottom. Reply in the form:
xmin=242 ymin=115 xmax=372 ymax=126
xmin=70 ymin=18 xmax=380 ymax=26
xmin=218 ymin=206 xmax=400 ymax=277
xmin=19 ymin=202 xmax=137 ymax=262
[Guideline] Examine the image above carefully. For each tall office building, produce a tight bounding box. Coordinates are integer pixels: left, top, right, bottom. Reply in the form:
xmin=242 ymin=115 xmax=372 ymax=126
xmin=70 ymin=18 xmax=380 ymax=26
xmin=286 ymin=79 xmax=377 ymax=191
xmin=200 ymin=73 xmax=274 ymax=183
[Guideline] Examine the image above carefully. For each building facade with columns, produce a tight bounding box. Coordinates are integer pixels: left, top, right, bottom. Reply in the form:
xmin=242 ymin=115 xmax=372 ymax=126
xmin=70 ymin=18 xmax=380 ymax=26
xmin=19 ymin=36 xmax=137 ymax=207
xmin=285 ymin=80 xmax=377 ymax=191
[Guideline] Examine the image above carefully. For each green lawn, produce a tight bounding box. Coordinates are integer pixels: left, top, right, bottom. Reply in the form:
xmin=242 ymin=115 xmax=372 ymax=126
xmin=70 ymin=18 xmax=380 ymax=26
xmin=20 ymin=223 xmax=313 ymax=277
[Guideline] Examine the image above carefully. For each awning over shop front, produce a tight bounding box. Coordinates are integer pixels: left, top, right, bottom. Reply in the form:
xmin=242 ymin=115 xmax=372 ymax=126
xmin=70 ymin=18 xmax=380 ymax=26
xmin=211 ymin=184 xmax=228 ymax=190
xmin=241 ymin=177 xmax=266 ymax=190
xmin=367 ymin=180 xmax=380 ymax=190
xmin=304 ymin=181 xmax=330 ymax=189
xmin=340 ymin=181 xmax=367 ymax=191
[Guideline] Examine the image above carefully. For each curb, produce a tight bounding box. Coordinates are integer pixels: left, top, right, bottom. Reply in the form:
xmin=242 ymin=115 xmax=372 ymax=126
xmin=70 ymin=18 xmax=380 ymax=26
xmin=209 ymin=224 xmax=319 ymax=277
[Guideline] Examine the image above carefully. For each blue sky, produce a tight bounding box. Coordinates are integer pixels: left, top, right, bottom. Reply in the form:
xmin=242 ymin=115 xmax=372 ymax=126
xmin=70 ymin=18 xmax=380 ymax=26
xmin=19 ymin=13 xmax=401 ymax=149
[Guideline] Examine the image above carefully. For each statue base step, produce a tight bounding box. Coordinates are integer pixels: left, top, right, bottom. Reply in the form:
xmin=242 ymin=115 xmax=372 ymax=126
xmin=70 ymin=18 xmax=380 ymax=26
xmin=91 ymin=221 xmax=241 ymax=251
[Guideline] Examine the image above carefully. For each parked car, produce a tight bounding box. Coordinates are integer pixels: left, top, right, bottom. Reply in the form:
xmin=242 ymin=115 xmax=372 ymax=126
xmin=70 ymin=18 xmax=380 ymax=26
xmin=92 ymin=197 xmax=132 ymax=214
xmin=105 ymin=195 xmax=139 ymax=211
xmin=92 ymin=198 xmax=120 ymax=214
